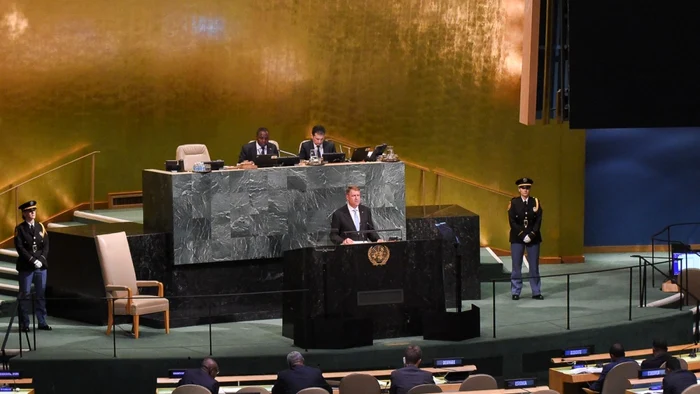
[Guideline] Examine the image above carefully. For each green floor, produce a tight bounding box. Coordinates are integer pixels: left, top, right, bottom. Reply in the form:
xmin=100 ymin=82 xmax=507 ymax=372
xmin=0 ymin=254 xmax=686 ymax=358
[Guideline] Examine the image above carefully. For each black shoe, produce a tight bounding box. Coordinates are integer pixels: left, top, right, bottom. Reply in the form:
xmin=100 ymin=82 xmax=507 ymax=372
xmin=512 ymin=295 xmax=520 ymax=300
xmin=19 ymin=326 xmax=29 ymax=333
xmin=532 ymin=294 xmax=544 ymax=300
xmin=38 ymin=324 xmax=52 ymax=331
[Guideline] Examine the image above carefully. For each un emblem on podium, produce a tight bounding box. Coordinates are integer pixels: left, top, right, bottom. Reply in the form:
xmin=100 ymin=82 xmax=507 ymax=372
xmin=368 ymin=245 xmax=390 ymax=266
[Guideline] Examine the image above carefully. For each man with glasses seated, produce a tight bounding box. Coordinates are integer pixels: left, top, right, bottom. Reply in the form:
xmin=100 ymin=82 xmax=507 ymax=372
xmin=177 ymin=357 xmax=220 ymax=394
xmin=508 ymin=177 xmax=544 ymax=300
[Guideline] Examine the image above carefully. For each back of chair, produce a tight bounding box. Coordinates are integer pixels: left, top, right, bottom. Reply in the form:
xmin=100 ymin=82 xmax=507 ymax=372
xmin=600 ymin=361 xmax=640 ymax=394
xmin=95 ymin=232 xmax=138 ymax=298
xmin=339 ymin=373 xmax=381 ymax=394
xmin=682 ymin=384 xmax=700 ymax=394
xmin=407 ymin=383 xmax=443 ymax=394
xmin=680 ymin=358 xmax=689 ymax=370
xmin=297 ymin=388 xmax=330 ymax=394
xmin=458 ymin=374 xmax=498 ymax=391
xmin=176 ymin=144 xmax=211 ymax=171
xmin=298 ymin=139 xmax=310 ymax=155
xmin=172 ymin=384 xmax=212 ymax=394
xmin=238 ymin=387 xmax=271 ymax=394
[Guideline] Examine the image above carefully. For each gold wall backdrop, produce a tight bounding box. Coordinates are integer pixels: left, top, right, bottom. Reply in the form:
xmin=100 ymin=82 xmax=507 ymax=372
xmin=0 ymin=0 xmax=585 ymax=257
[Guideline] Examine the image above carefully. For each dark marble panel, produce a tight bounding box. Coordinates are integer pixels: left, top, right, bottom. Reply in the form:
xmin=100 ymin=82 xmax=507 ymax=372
xmin=143 ymin=170 xmax=174 ymax=233
xmin=46 ymin=223 xmax=283 ymax=327
xmin=282 ymin=240 xmax=445 ymax=339
xmin=143 ymin=162 xmax=406 ymax=265
xmin=406 ymin=205 xmax=481 ymax=303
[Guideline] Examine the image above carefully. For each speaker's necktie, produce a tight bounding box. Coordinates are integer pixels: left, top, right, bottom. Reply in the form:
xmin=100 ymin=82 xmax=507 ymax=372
xmin=316 ymin=146 xmax=321 ymax=158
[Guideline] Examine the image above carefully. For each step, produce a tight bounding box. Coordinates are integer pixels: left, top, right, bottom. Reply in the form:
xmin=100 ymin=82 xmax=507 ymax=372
xmin=0 ymin=261 xmax=17 ymax=278
xmin=0 ymin=277 xmax=19 ymax=293
xmin=73 ymin=210 xmax=130 ymax=225
xmin=47 ymin=221 xmax=86 ymax=228
xmin=0 ymin=249 xmax=17 ymax=265
xmin=0 ymin=294 xmax=16 ymax=305
xmin=0 ymin=249 xmax=18 ymax=259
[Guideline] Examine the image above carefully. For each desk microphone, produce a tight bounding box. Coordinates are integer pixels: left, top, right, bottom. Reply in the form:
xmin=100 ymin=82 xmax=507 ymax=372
xmin=278 ymin=149 xmax=298 ymax=157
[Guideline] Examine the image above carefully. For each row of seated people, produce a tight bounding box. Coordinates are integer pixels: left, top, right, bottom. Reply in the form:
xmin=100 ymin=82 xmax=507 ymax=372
xmin=174 ymin=345 xmax=497 ymax=394
xmin=587 ymin=339 xmax=697 ymax=394
xmin=175 ymin=125 xmax=345 ymax=171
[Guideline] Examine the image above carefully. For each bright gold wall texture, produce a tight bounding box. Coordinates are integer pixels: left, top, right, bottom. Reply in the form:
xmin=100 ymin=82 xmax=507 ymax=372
xmin=0 ymin=0 xmax=585 ymax=257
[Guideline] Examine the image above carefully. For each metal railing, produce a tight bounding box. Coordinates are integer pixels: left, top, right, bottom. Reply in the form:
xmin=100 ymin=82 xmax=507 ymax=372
xmin=0 ymin=150 xmax=100 ymax=226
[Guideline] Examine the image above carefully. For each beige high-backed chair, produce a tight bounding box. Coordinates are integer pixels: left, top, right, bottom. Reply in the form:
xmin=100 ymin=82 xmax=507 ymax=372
xmin=176 ymin=144 xmax=211 ymax=171
xmin=297 ymin=389 xmax=330 ymax=394
xmin=339 ymin=373 xmax=381 ymax=394
xmin=95 ymin=231 xmax=170 ymax=339
xmin=171 ymin=385 xmax=211 ymax=394
xmin=237 ymin=387 xmax=271 ymax=394
xmin=407 ymin=384 xmax=443 ymax=394
xmin=582 ymin=361 xmax=639 ymax=394
xmin=458 ymin=374 xmax=498 ymax=391
xmin=682 ymin=384 xmax=700 ymax=394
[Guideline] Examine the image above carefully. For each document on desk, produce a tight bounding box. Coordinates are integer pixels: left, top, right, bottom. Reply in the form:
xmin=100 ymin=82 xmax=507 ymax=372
xmin=569 ymin=367 xmax=603 ymax=374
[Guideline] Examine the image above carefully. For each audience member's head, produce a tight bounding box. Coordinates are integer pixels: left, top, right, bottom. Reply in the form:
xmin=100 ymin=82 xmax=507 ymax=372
xmin=287 ymin=351 xmax=305 ymax=368
xmin=609 ymin=343 xmax=625 ymax=360
xmin=652 ymin=338 xmax=668 ymax=355
xmin=201 ymin=357 xmax=219 ymax=378
xmin=666 ymin=357 xmax=682 ymax=372
xmin=404 ymin=345 xmax=423 ymax=367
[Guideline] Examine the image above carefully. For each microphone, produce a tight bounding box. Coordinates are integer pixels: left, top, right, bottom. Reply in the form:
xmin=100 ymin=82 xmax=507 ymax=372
xmin=278 ymin=149 xmax=298 ymax=157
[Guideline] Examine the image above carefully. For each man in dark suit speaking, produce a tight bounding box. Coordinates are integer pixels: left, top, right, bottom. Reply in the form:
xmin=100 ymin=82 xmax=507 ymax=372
xmin=330 ymin=186 xmax=383 ymax=245
xmin=271 ymin=351 xmax=332 ymax=394
xmin=238 ymin=127 xmax=279 ymax=163
xmin=298 ymin=125 xmax=336 ymax=160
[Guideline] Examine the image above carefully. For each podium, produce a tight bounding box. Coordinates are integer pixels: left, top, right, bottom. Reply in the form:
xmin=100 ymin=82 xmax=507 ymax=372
xmin=282 ymin=240 xmax=445 ymax=348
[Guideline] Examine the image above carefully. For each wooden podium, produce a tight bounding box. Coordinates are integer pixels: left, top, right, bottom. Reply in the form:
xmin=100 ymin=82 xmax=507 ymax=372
xmin=282 ymin=240 xmax=446 ymax=348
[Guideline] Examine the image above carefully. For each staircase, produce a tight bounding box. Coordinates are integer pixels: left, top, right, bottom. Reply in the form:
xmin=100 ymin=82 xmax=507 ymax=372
xmin=0 ymin=249 xmax=18 ymax=316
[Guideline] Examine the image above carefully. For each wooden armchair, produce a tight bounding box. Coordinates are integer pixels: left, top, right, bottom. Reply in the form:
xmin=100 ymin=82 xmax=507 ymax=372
xmin=95 ymin=231 xmax=170 ymax=339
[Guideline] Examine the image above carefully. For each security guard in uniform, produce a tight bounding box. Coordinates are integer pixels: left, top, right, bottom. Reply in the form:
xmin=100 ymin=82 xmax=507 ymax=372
xmin=14 ymin=200 xmax=52 ymax=332
xmin=508 ymin=178 xmax=544 ymax=300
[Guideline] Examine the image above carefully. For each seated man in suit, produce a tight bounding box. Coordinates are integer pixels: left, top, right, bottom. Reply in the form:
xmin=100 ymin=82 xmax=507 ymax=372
xmin=390 ymin=345 xmax=434 ymax=394
xmin=330 ymin=185 xmax=383 ymax=245
xmin=271 ymin=351 xmax=332 ymax=394
xmin=299 ymin=125 xmax=336 ymax=160
xmin=663 ymin=357 xmax=697 ymax=394
xmin=238 ymin=127 xmax=279 ymax=163
xmin=589 ymin=343 xmax=634 ymax=392
xmin=177 ymin=357 xmax=220 ymax=394
xmin=641 ymin=338 xmax=673 ymax=369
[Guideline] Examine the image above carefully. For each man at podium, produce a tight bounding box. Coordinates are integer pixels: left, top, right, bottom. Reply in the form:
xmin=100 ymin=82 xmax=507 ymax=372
xmin=330 ymin=186 xmax=383 ymax=245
